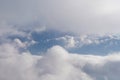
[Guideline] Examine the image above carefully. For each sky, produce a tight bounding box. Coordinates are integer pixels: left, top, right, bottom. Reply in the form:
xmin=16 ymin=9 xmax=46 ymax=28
xmin=1 ymin=0 xmax=120 ymax=80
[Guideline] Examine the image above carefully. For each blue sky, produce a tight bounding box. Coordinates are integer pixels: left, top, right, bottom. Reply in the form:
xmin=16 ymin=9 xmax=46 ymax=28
xmin=1 ymin=0 xmax=120 ymax=80
xmin=6 ymin=29 xmax=120 ymax=56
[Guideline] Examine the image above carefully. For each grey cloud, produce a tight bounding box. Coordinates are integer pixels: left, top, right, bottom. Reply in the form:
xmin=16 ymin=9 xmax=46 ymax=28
xmin=1 ymin=0 xmax=120 ymax=34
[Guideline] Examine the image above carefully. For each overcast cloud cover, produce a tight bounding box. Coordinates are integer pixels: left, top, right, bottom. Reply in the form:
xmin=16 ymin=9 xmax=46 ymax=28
xmin=1 ymin=0 xmax=120 ymax=80
xmin=1 ymin=0 xmax=120 ymax=34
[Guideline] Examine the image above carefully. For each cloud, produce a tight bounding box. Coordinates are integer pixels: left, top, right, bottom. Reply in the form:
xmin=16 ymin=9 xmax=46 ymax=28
xmin=1 ymin=0 xmax=120 ymax=34
xmin=1 ymin=0 xmax=120 ymax=79
xmin=55 ymin=35 xmax=76 ymax=48
xmin=55 ymin=34 xmax=115 ymax=49
xmin=1 ymin=39 xmax=120 ymax=80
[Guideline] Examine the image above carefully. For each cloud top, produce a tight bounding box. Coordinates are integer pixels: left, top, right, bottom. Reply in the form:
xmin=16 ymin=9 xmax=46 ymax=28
xmin=0 ymin=41 xmax=120 ymax=80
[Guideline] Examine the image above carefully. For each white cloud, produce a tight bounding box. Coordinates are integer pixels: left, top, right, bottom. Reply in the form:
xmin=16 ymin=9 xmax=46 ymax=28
xmin=55 ymin=34 xmax=114 ymax=48
xmin=14 ymin=39 xmax=26 ymax=48
xmin=1 ymin=40 xmax=120 ymax=80
xmin=57 ymin=35 xmax=76 ymax=48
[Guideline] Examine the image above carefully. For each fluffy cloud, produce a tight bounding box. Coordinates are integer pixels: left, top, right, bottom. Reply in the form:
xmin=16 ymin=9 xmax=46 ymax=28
xmin=0 ymin=39 xmax=120 ymax=80
xmin=55 ymin=34 xmax=118 ymax=49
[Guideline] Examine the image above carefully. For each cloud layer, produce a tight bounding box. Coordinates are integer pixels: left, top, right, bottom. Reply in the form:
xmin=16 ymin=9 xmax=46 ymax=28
xmin=1 ymin=0 xmax=120 ymax=34
xmin=1 ymin=0 xmax=120 ymax=79
xmin=1 ymin=39 xmax=120 ymax=80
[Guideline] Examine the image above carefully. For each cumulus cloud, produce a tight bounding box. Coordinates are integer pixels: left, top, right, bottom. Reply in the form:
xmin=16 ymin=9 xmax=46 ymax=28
xmin=55 ymin=34 xmax=117 ymax=49
xmin=55 ymin=35 xmax=76 ymax=48
xmin=0 ymin=40 xmax=120 ymax=80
